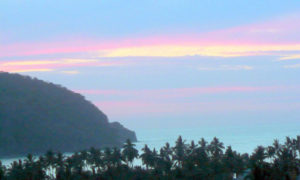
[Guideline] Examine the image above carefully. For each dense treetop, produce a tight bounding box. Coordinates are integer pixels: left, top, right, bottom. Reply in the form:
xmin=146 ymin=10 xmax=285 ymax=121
xmin=0 ymin=136 xmax=299 ymax=179
xmin=0 ymin=72 xmax=136 ymax=157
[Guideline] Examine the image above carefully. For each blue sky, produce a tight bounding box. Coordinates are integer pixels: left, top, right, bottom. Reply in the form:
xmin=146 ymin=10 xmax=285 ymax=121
xmin=1 ymin=0 xmax=300 ymax=129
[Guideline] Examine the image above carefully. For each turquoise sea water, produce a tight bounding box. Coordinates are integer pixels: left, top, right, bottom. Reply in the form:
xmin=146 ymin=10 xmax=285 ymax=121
xmin=1 ymin=123 xmax=299 ymax=166
xmin=134 ymin=123 xmax=300 ymax=155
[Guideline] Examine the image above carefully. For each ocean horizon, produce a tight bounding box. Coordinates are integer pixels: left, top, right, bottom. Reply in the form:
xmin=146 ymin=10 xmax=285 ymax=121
xmin=134 ymin=122 xmax=300 ymax=154
xmin=2 ymin=122 xmax=299 ymax=167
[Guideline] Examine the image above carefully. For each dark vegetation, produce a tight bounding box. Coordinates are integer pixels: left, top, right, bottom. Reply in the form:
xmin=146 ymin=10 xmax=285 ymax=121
xmin=0 ymin=136 xmax=299 ymax=180
xmin=0 ymin=72 xmax=136 ymax=157
xmin=0 ymin=72 xmax=299 ymax=179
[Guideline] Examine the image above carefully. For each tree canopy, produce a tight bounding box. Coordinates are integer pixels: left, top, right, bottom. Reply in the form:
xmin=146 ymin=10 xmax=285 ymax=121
xmin=0 ymin=136 xmax=299 ymax=179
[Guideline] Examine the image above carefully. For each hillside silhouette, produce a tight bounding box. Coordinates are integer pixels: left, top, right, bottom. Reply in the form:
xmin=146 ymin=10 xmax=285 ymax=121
xmin=0 ymin=72 xmax=137 ymax=157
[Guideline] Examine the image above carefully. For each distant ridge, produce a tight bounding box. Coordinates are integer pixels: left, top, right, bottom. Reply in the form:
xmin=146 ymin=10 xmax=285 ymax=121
xmin=0 ymin=72 xmax=137 ymax=157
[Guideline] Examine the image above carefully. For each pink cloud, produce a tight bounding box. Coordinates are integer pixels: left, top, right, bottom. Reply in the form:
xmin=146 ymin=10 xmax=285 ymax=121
xmin=95 ymin=100 xmax=300 ymax=117
xmin=75 ymin=86 xmax=285 ymax=99
xmin=76 ymin=85 xmax=300 ymax=116
xmin=1 ymin=13 xmax=300 ymax=58
xmin=0 ymin=59 xmax=124 ymax=73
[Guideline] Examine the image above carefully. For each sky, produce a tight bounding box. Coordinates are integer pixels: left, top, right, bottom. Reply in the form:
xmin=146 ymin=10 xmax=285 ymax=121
xmin=1 ymin=0 xmax=300 ymax=129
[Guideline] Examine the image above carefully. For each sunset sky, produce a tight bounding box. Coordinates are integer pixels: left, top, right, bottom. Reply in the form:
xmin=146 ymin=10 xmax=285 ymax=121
xmin=1 ymin=0 xmax=300 ymax=129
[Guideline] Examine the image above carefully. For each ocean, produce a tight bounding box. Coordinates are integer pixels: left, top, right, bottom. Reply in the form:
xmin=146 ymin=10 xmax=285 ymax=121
xmin=1 ymin=123 xmax=299 ymax=166
xmin=134 ymin=124 xmax=299 ymax=155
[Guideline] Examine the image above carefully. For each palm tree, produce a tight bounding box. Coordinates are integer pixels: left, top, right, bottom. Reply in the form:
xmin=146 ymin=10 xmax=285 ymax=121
xmin=45 ymin=150 xmax=56 ymax=177
xmin=64 ymin=157 xmax=74 ymax=179
xmin=195 ymin=137 xmax=211 ymax=177
xmin=88 ymin=147 xmax=103 ymax=174
xmin=208 ymin=137 xmax=224 ymax=178
xmin=273 ymin=139 xmax=281 ymax=156
xmin=140 ymin=144 xmax=153 ymax=170
xmin=172 ymin=136 xmax=186 ymax=168
xmin=223 ymin=146 xmax=237 ymax=178
xmin=159 ymin=143 xmax=173 ymax=173
xmin=183 ymin=141 xmax=197 ymax=171
xmin=276 ymin=143 xmax=296 ymax=177
xmin=233 ymin=152 xmax=248 ymax=177
xmin=266 ymin=145 xmax=276 ymax=161
xmin=79 ymin=150 xmax=89 ymax=171
xmin=290 ymin=137 xmax=298 ymax=163
xmin=103 ymin=147 xmax=113 ymax=170
xmin=111 ymin=147 xmax=122 ymax=167
xmin=251 ymin=146 xmax=266 ymax=166
xmin=0 ymin=161 xmax=6 ymax=180
xmin=194 ymin=141 xmax=209 ymax=167
xmin=296 ymin=136 xmax=300 ymax=156
xmin=151 ymin=148 xmax=160 ymax=170
xmin=187 ymin=140 xmax=197 ymax=156
xmin=162 ymin=142 xmax=173 ymax=160
xmin=208 ymin=137 xmax=224 ymax=159
xmin=24 ymin=153 xmax=34 ymax=165
xmin=122 ymin=139 xmax=139 ymax=167
xmin=34 ymin=159 xmax=47 ymax=180
xmin=7 ymin=160 xmax=24 ymax=180
xmin=296 ymin=136 xmax=300 ymax=177
xmin=23 ymin=154 xmax=36 ymax=179
xmin=55 ymin=152 xmax=65 ymax=179
xmin=71 ymin=152 xmax=85 ymax=175
xmin=1 ymin=135 xmax=300 ymax=179
xmin=55 ymin=152 xmax=65 ymax=169
xmin=87 ymin=147 xmax=99 ymax=175
xmin=198 ymin=138 xmax=207 ymax=150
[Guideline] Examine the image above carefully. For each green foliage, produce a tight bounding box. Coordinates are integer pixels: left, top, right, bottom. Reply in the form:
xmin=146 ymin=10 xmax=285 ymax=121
xmin=0 ymin=135 xmax=299 ymax=179
xmin=122 ymin=139 xmax=139 ymax=167
xmin=0 ymin=72 xmax=136 ymax=157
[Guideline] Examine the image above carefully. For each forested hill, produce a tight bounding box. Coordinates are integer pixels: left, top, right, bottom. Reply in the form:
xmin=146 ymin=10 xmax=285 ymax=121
xmin=0 ymin=72 xmax=137 ymax=157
